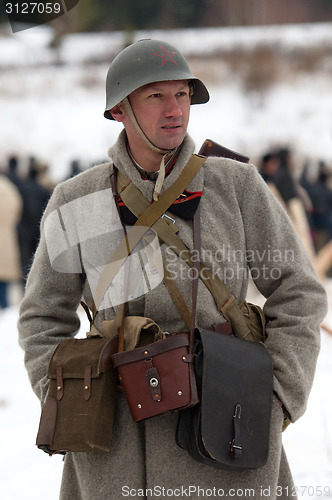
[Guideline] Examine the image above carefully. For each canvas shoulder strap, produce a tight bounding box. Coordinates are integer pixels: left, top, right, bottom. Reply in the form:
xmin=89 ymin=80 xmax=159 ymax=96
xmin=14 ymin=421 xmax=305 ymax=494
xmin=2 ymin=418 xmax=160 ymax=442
xmin=121 ymin=154 xmax=205 ymax=229
xmin=92 ymin=154 xmax=205 ymax=314
xmin=118 ymin=162 xmax=251 ymax=339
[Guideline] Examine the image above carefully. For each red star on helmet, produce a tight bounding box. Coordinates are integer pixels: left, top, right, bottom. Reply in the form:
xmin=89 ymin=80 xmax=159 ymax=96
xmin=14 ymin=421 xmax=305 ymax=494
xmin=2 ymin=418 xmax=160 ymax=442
xmin=152 ymin=45 xmax=178 ymax=66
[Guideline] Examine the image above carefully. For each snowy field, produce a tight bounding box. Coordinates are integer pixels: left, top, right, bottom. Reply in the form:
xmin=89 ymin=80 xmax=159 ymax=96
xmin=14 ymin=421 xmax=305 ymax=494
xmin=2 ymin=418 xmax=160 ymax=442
xmin=1 ymin=22 xmax=332 ymax=179
xmin=1 ymin=21 xmax=332 ymax=499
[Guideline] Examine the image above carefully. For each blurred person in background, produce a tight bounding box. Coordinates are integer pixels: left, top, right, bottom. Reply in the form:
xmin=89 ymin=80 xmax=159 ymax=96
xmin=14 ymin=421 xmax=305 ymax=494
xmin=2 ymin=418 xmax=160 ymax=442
xmin=300 ymin=161 xmax=332 ymax=281
xmin=300 ymin=162 xmax=332 ymax=250
xmin=36 ymin=161 xmax=56 ymax=191
xmin=65 ymin=159 xmax=82 ymax=180
xmin=18 ymin=159 xmax=51 ymax=281
xmin=0 ymin=174 xmax=22 ymax=309
xmin=259 ymin=152 xmax=284 ymax=206
xmin=6 ymin=155 xmax=22 ymax=191
xmin=265 ymin=147 xmax=315 ymax=259
xmin=272 ymin=148 xmax=299 ymax=206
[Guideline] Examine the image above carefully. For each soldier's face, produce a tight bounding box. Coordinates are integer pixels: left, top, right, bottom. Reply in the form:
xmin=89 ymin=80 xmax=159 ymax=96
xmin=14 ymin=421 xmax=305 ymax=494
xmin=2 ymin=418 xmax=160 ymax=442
xmin=125 ymin=80 xmax=191 ymax=152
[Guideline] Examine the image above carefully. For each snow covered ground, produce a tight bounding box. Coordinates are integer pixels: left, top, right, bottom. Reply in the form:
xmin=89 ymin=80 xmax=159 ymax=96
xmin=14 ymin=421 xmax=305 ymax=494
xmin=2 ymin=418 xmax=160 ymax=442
xmin=1 ymin=21 xmax=332 ymax=499
xmin=0 ymin=299 xmax=89 ymax=500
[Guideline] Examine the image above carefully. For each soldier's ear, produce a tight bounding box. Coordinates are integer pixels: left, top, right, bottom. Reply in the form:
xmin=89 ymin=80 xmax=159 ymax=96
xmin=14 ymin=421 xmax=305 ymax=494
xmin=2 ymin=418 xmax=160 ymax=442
xmin=109 ymin=103 xmax=125 ymax=122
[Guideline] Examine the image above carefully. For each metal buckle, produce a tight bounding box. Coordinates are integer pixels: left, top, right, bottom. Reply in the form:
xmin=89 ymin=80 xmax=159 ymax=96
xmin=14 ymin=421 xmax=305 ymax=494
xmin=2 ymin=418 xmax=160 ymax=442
xmin=161 ymin=213 xmax=176 ymax=224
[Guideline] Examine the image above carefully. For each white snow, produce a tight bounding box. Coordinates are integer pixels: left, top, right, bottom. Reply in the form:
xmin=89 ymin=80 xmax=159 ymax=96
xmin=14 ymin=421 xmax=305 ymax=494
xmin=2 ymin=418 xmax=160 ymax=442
xmin=2 ymin=22 xmax=332 ymax=64
xmin=1 ymin=23 xmax=332 ymax=179
xmin=1 ymin=21 xmax=332 ymax=499
xmin=0 ymin=304 xmax=90 ymax=500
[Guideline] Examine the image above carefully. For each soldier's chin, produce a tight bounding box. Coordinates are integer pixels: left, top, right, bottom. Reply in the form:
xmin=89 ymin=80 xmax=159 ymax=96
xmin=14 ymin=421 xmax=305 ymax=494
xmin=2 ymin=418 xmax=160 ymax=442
xmin=158 ymin=128 xmax=185 ymax=150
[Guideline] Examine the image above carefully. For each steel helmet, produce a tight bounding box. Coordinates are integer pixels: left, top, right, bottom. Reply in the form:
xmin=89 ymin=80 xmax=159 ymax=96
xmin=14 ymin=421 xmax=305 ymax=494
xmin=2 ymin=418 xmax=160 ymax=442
xmin=104 ymin=39 xmax=209 ymax=120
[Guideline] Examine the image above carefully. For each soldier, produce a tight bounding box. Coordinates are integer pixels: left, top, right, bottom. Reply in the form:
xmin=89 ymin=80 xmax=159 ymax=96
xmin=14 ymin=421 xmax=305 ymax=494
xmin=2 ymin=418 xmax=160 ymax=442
xmin=19 ymin=39 xmax=327 ymax=499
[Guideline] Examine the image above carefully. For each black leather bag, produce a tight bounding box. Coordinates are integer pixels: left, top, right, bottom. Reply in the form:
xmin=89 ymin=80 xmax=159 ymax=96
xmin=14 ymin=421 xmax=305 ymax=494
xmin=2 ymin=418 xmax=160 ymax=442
xmin=176 ymin=325 xmax=273 ymax=470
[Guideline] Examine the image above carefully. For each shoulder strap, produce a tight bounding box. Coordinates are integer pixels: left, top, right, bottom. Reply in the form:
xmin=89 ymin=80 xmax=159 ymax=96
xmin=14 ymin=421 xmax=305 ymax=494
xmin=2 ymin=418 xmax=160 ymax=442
xmin=126 ymin=154 xmax=205 ymax=228
xmin=118 ymin=156 xmax=251 ymax=339
xmin=92 ymin=154 xmax=205 ymax=314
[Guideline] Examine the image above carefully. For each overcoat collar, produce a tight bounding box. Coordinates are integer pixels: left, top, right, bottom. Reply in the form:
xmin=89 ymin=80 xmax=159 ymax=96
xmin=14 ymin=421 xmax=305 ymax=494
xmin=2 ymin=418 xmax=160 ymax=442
xmin=108 ymin=129 xmax=204 ymax=203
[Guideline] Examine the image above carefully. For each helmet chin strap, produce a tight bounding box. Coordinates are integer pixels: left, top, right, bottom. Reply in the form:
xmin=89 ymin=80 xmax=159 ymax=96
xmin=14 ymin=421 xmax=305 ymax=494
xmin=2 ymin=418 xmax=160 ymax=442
xmin=122 ymin=97 xmax=176 ymax=201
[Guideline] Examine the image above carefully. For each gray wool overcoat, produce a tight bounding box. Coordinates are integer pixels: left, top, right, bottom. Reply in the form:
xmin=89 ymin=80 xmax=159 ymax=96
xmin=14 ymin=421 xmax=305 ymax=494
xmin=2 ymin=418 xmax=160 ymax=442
xmin=18 ymin=132 xmax=327 ymax=500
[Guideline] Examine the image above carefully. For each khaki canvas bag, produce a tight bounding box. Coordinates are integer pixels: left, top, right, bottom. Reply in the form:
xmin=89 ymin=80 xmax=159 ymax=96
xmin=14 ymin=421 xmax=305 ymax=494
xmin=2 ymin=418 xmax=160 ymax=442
xmin=36 ymin=334 xmax=119 ymax=454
